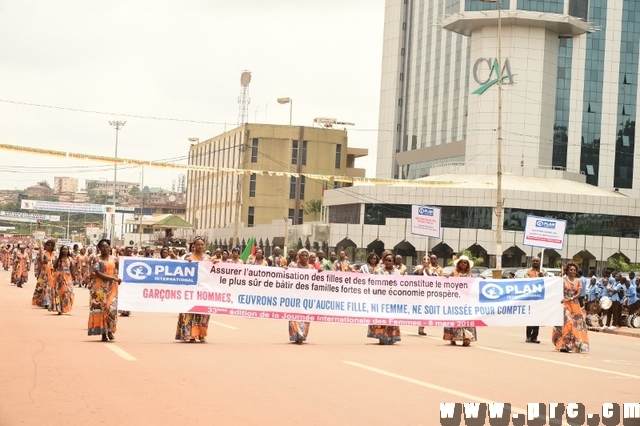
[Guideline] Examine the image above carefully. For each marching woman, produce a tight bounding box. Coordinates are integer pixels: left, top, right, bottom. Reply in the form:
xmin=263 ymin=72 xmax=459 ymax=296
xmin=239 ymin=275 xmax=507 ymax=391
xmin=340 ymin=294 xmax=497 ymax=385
xmin=1 ymin=244 xmax=11 ymax=271
xmin=11 ymin=243 xmax=31 ymax=288
xmin=360 ymin=252 xmax=380 ymax=274
xmin=367 ymin=252 xmax=402 ymax=345
xmin=552 ymin=262 xmax=590 ymax=353
xmin=88 ymin=239 xmax=121 ymax=342
xmin=288 ymin=249 xmax=316 ymax=344
xmin=443 ymin=255 xmax=477 ymax=346
xmin=32 ymin=240 xmax=55 ymax=307
xmin=415 ymin=253 xmax=444 ymax=336
xmin=49 ymin=245 xmax=75 ymax=315
xmin=175 ymin=237 xmax=210 ymax=343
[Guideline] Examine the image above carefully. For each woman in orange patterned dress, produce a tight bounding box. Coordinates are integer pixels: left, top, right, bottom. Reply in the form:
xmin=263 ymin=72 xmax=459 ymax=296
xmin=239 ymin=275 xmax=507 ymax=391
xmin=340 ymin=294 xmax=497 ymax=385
xmin=552 ymin=262 xmax=590 ymax=353
xmin=288 ymin=249 xmax=316 ymax=344
xmin=175 ymin=237 xmax=210 ymax=342
xmin=88 ymin=239 xmax=121 ymax=342
xmin=11 ymin=244 xmax=30 ymax=288
xmin=49 ymin=245 xmax=76 ymax=315
xmin=1 ymin=244 xmax=11 ymax=271
xmin=32 ymin=240 xmax=55 ymax=307
xmin=367 ymin=252 xmax=402 ymax=345
xmin=443 ymin=255 xmax=477 ymax=346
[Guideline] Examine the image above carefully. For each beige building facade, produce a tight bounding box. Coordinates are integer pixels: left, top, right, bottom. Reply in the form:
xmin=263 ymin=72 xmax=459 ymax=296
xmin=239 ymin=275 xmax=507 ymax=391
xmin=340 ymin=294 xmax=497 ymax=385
xmin=53 ymin=177 xmax=78 ymax=194
xmin=186 ymin=124 xmax=366 ymax=236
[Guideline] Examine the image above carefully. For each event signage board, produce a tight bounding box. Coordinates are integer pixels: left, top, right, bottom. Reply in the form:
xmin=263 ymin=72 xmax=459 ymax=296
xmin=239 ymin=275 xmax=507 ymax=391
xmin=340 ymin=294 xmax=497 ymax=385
xmin=411 ymin=205 xmax=442 ymax=239
xmin=0 ymin=210 xmax=61 ymax=222
xmin=21 ymin=199 xmax=107 ymax=214
xmin=523 ymin=215 xmax=567 ymax=250
xmin=119 ymin=259 xmax=563 ymax=327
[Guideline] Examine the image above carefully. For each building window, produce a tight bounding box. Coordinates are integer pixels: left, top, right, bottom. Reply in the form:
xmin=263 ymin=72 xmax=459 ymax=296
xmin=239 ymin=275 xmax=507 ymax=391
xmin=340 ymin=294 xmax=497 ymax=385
xmin=248 ymin=206 xmax=255 ymax=227
xmin=291 ymin=141 xmax=298 ymax=165
xmin=335 ymin=145 xmax=342 ymax=168
xmin=288 ymin=209 xmax=295 ymax=222
xmin=251 ymin=138 xmax=258 ymax=163
xmin=302 ymin=140 xmax=307 ymax=165
xmin=298 ymin=209 xmax=304 ymax=225
xmin=249 ymin=173 xmax=256 ymax=197
xmin=299 ymin=176 xmax=306 ymax=200
xmin=289 ymin=177 xmax=296 ymax=199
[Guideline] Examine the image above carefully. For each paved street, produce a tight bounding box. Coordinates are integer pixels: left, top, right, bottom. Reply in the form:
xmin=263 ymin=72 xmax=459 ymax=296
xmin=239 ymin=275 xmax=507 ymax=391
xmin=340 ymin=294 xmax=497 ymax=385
xmin=1 ymin=267 xmax=639 ymax=426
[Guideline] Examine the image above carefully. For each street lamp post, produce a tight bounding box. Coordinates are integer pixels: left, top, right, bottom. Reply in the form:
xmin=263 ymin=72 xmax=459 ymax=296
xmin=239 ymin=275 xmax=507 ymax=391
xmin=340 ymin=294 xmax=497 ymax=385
xmin=108 ymin=121 xmax=126 ymax=245
xmin=277 ymin=97 xmax=293 ymax=255
xmin=481 ymin=0 xmax=503 ymax=273
xmin=188 ymin=137 xmax=200 ymax=239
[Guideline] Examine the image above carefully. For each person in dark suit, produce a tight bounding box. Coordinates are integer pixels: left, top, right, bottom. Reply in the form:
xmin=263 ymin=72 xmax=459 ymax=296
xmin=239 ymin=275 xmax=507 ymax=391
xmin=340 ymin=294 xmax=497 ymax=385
xmin=525 ymin=257 xmax=544 ymax=343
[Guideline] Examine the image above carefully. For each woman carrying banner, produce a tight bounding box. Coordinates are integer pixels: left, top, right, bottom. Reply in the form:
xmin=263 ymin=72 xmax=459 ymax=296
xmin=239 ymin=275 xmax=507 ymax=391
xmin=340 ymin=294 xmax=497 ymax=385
xmin=443 ymin=255 xmax=477 ymax=346
xmin=88 ymin=239 xmax=121 ymax=342
xmin=360 ymin=252 xmax=380 ymax=274
xmin=11 ymin=243 xmax=30 ymax=288
xmin=552 ymin=262 xmax=589 ymax=353
xmin=288 ymin=248 xmax=316 ymax=344
xmin=32 ymin=240 xmax=55 ymax=306
xmin=246 ymin=248 xmax=268 ymax=266
xmin=367 ymin=252 xmax=402 ymax=345
xmin=49 ymin=245 xmax=75 ymax=314
xmin=175 ymin=237 xmax=210 ymax=343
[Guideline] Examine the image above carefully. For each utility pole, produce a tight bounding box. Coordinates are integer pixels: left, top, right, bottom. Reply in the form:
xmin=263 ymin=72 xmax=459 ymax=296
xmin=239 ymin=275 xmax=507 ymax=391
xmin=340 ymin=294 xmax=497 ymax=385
xmin=108 ymin=120 xmax=126 ymax=245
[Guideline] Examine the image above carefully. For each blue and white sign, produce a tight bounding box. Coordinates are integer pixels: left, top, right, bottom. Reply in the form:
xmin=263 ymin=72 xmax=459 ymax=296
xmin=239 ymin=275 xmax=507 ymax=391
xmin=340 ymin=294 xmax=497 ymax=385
xmin=523 ymin=215 xmax=567 ymax=250
xmin=411 ymin=205 xmax=441 ymax=238
xmin=122 ymin=258 xmax=198 ymax=285
xmin=479 ymin=279 xmax=546 ymax=303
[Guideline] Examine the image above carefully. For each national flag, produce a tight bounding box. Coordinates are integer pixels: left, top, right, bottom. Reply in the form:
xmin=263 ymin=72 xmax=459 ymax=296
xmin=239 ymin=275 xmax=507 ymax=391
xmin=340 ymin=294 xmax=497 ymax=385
xmin=240 ymin=236 xmax=256 ymax=262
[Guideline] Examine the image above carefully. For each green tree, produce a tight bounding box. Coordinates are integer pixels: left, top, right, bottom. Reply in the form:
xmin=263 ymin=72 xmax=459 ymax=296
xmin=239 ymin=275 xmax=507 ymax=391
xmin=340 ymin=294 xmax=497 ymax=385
xmin=303 ymin=199 xmax=323 ymax=221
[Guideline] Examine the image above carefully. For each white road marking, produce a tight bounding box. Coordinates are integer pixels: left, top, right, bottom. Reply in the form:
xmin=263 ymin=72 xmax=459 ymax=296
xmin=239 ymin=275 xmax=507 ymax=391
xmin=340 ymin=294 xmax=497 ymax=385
xmin=477 ymin=346 xmax=640 ymax=379
xmin=105 ymin=345 xmax=137 ymax=361
xmin=343 ymin=361 xmax=569 ymax=426
xmin=209 ymin=321 xmax=238 ymax=330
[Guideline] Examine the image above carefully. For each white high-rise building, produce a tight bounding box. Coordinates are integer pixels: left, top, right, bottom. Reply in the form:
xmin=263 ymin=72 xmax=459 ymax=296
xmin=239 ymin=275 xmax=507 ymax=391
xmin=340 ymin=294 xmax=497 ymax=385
xmin=377 ymin=0 xmax=640 ymax=198
xmin=319 ymin=0 xmax=640 ymax=269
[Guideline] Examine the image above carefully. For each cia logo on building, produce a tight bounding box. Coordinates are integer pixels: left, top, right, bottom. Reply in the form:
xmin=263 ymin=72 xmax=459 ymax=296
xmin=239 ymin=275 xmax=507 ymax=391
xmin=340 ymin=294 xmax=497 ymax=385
xmin=473 ymin=58 xmax=515 ymax=95
xmin=125 ymin=262 xmax=152 ymax=280
xmin=479 ymin=279 xmax=545 ymax=303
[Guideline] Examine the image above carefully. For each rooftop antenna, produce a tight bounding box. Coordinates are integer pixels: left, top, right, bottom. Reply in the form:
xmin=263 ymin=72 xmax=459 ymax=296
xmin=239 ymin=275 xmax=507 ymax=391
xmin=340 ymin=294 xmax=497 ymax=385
xmin=237 ymin=70 xmax=252 ymax=125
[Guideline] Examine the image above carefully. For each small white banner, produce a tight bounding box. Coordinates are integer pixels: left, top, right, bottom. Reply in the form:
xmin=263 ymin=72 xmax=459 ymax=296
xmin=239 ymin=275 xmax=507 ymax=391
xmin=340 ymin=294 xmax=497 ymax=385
xmin=411 ymin=205 xmax=442 ymax=239
xmin=523 ymin=215 xmax=567 ymax=250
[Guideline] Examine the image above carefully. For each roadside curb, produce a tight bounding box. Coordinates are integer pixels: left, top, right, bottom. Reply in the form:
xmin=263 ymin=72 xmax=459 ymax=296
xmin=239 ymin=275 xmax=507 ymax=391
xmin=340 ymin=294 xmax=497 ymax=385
xmin=587 ymin=327 xmax=640 ymax=338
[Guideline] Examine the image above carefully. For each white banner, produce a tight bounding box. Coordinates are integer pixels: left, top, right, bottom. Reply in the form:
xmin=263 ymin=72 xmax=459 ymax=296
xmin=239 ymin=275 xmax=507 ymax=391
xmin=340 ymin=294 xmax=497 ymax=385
xmin=21 ymin=199 xmax=107 ymax=214
xmin=411 ymin=205 xmax=441 ymax=238
xmin=118 ymin=259 xmax=563 ymax=327
xmin=523 ymin=215 xmax=567 ymax=250
xmin=0 ymin=210 xmax=61 ymax=222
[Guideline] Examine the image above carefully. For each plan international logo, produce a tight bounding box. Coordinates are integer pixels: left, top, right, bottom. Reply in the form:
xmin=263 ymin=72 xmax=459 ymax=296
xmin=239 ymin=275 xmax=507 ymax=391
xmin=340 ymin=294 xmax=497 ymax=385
xmin=123 ymin=259 xmax=198 ymax=285
xmin=472 ymin=58 xmax=515 ymax=95
xmin=479 ymin=279 xmax=545 ymax=303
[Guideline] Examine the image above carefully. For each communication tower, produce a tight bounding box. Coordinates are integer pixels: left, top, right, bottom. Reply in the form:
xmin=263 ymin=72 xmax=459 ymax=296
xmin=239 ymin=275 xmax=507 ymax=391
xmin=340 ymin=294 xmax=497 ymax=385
xmin=237 ymin=71 xmax=252 ymax=125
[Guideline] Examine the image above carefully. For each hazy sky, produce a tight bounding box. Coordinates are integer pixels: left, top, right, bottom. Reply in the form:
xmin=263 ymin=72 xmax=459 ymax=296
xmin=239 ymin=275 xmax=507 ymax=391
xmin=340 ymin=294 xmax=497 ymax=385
xmin=0 ymin=1 xmax=384 ymax=192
